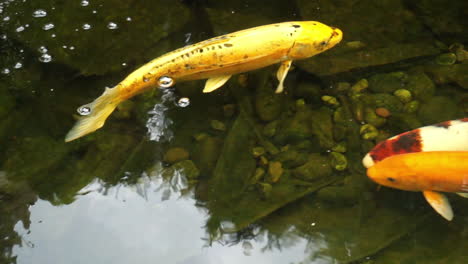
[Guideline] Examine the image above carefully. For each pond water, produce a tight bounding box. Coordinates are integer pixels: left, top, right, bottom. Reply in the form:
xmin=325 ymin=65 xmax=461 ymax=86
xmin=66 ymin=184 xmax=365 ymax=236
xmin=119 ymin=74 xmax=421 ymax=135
xmin=1 ymin=1 xmax=467 ymax=263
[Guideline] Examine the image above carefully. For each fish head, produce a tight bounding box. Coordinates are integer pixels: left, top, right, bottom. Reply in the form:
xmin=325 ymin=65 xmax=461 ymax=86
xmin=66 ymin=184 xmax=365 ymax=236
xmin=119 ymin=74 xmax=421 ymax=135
xmin=288 ymin=21 xmax=342 ymax=59
xmin=366 ymin=154 xmax=422 ymax=192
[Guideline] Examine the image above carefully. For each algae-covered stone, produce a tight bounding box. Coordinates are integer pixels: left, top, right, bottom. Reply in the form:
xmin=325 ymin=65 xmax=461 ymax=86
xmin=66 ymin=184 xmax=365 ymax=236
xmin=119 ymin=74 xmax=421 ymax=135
xmin=316 ymin=185 xmax=357 ymax=205
xmin=310 ymin=108 xmax=335 ymax=149
xmin=193 ymin=136 xmax=223 ymax=175
xmin=293 ymin=154 xmax=332 ymax=181
xmin=405 ymin=72 xmax=436 ymax=101
xmin=407 ymin=0 xmax=466 ymax=43
xmin=172 ymin=160 xmax=200 ymax=180
xmin=393 ymin=89 xmax=412 ymax=103
xmin=1 ymin=0 xmax=190 ymax=75
xmin=330 ymin=152 xmax=347 ymax=171
xmin=163 ymin=147 xmax=190 ymax=164
xmin=274 ymin=149 xmax=308 ymax=168
xmin=364 ymin=107 xmax=387 ymax=128
xmin=436 ymin=53 xmax=457 ymax=65
xmin=404 ymin=100 xmax=420 ymax=113
xmin=387 ymin=114 xmax=423 ymax=132
xmin=255 ymin=90 xmax=284 ymax=122
xmin=268 ymin=161 xmax=283 ymax=183
xmin=417 ymin=96 xmax=459 ymax=124
xmin=426 ymin=64 xmax=468 ymax=89
xmin=211 ymin=120 xmax=227 ymax=131
xmin=350 ymin=79 xmax=369 ymax=93
xmin=275 ymin=108 xmax=313 ymax=143
xmin=360 ymin=124 xmax=379 ymax=140
xmin=294 ymin=82 xmax=322 ymax=102
xmin=368 ymin=72 xmax=406 ymax=93
xmin=362 ymin=93 xmax=404 ymax=113
xmin=296 ymin=0 xmax=439 ymax=75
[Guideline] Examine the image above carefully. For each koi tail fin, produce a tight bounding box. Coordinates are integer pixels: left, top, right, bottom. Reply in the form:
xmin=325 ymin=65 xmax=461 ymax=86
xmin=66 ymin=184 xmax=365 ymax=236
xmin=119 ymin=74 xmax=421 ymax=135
xmin=65 ymin=87 xmax=121 ymax=142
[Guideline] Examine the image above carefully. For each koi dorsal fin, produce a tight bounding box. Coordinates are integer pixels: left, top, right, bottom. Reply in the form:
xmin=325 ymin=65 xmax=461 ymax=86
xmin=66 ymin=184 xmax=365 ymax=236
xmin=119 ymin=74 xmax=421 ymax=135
xmin=203 ymin=75 xmax=232 ymax=93
xmin=457 ymin=193 xmax=468 ymax=198
xmin=423 ymin=190 xmax=454 ymax=221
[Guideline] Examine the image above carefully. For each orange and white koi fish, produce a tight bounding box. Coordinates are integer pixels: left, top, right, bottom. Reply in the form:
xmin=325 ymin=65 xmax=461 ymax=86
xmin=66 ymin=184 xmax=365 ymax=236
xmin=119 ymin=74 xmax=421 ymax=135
xmin=363 ymin=118 xmax=468 ymax=220
xmin=65 ymin=21 xmax=343 ymax=142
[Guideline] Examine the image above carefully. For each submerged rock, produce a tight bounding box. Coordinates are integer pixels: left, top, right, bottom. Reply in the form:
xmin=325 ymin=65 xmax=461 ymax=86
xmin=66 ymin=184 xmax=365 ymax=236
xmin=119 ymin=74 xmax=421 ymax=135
xmin=293 ymin=153 xmax=332 ymax=181
xmin=417 ymin=96 xmax=459 ymax=124
xmin=296 ymin=0 xmax=440 ymax=75
xmin=368 ymin=72 xmax=407 ymax=94
xmin=163 ymin=147 xmax=190 ymax=164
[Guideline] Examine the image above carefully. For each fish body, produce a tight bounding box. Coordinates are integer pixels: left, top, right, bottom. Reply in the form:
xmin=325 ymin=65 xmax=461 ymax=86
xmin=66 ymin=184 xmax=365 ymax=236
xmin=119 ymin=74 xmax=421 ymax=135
xmin=363 ymin=118 xmax=468 ymax=168
xmin=362 ymin=118 xmax=468 ymax=221
xmin=65 ymin=21 xmax=342 ymax=142
xmin=367 ymin=151 xmax=468 ymax=193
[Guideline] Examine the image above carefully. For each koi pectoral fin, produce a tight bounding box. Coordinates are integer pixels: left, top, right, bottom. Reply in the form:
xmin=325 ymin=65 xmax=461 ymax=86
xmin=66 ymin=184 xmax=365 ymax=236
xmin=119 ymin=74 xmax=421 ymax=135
xmin=423 ymin=190 xmax=454 ymax=221
xmin=456 ymin=193 xmax=468 ymax=198
xmin=275 ymin=60 xmax=292 ymax=94
xmin=203 ymin=75 xmax=232 ymax=93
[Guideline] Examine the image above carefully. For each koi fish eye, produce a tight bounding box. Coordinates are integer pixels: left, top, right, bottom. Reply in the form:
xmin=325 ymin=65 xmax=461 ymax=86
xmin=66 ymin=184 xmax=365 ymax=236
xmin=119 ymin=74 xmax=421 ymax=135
xmin=77 ymin=105 xmax=92 ymax=116
xmin=387 ymin=177 xmax=396 ymax=182
xmin=320 ymin=41 xmax=328 ymax=46
xmin=158 ymin=76 xmax=174 ymax=88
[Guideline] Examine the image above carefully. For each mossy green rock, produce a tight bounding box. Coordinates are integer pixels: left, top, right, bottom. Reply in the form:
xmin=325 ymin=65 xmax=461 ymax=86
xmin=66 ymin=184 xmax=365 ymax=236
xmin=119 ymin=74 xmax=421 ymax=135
xmin=296 ymin=0 xmax=439 ymax=75
xmin=1 ymin=0 xmax=189 ymax=75
xmin=255 ymin=90 xmax=284 ymax=122
xmin=163 ymin=147 xmax=190 ymax=164
xmin=362 ymin=93 xmax=403 ymax=113
xmin=417 ymin=96 xmax=459 ymax=124
xmin=310 ymin=108 xmax=335 ymax=149
xmin=275 ymin=109 xmax=313 ymax=143
xmin=293 ymin=153 xmax=332 ymax=181
xmin=193 ymin=136 xmax=223 ymax=175
xmin=405 ymin=72 xmax=436 ymax=101
xmin=316 ymin=185 xmax=357 ymax=205
xmin=368 ymin=72 xmax=407 ymax=93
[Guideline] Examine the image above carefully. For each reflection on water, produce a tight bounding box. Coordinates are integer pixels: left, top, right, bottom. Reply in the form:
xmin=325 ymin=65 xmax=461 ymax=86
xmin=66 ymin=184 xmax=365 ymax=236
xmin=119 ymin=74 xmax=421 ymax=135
xmin=12 ymin=173 xmax=309 ymax=264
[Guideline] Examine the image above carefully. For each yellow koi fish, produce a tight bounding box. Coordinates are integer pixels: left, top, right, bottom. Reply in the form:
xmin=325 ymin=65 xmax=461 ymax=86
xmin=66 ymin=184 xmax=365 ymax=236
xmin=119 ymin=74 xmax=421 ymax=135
xmin=65 ymin=21 xmax=342 ymax=142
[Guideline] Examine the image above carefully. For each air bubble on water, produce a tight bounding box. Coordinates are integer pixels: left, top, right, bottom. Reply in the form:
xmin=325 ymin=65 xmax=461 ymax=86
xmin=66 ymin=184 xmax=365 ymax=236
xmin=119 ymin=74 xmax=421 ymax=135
xmin=16 ymin=26 xmax=25 ymax=32
xmin=92 ymin=10 xmax=97 ymax=14
xmin=176 ymin=97 xmax=190 ymax=108
xmin=51 ymin=34 xmax=56 ymax=38
xmin=82 ymin=23 xmax=91 ymax=30
xmin=62 ymin=45 xmax=67 ymax=48
xmin=126 ymin=17 xmax=132 ymax=21
xmin=14 ymin=62 xmax=22 ymax=69
xmin=107 ymin=22 xmax=118 ymax=29
xmin=77 ymin=106 xmax=91 ymax=116
xmin=39 ymin=54 xmax=52 ymax=63
xmin=3 ymin=16 xmax=10 ymax=21
xmin=38 ymin=46 xmax=48 ymax=53
xmin=32 ymin=9 xmax=47 ymax=18
xmin=25 ymin=24 xmax=30 ymax=28
xmin=42 ymin=23 xmax=54 ymax=30
xmin=69 ymin=46 xmax=75 ymax=50
xmin=1 ymin=68 xmax=10 ymax=75
xmin=80 ymin=0 xmax=89 ymax=6
xmin=122 ymin=62 xmax=127 ymax=66
xmin=0 ymin=34 xmax=6 ymax=40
